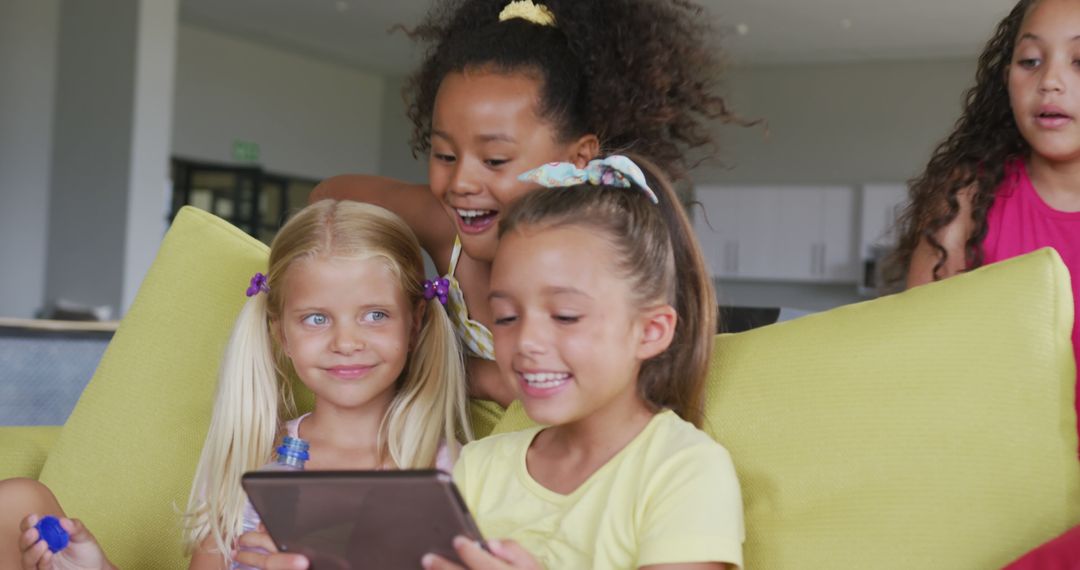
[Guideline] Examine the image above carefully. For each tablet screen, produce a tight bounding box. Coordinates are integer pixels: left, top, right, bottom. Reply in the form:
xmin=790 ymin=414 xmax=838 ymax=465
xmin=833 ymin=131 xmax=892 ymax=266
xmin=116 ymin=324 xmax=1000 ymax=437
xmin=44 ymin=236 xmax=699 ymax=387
xmin=242 ymin=470 xmax=483 ymax=568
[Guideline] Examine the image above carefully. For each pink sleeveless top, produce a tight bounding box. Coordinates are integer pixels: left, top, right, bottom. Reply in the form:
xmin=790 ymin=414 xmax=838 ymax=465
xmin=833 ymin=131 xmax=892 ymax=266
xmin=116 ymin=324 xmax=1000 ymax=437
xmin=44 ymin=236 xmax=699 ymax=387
xmin=982 ymin=160 xmax=1080 ymax=437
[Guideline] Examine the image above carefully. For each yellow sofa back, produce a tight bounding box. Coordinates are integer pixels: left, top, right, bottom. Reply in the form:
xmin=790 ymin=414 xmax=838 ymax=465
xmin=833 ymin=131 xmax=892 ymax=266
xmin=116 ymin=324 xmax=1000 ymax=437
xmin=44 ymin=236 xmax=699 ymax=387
xmin=493 ymin=247 xmax=1080 ymax=568
xmin=711 ymin=247 xmax=1079 ymax=568
xmin=19 ymin=208 xmax=1080 ymax=569
xmin=37 ymin=207 xmax=270 ymax=568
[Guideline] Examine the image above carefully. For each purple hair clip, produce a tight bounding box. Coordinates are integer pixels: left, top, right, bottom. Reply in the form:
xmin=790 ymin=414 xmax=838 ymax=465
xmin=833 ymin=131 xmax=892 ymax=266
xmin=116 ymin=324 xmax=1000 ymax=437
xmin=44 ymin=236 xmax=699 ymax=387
xmin=246 ymin=272 xmax=270 ymax=297
xmin=423 ymin=278 xmax=450 ymax=306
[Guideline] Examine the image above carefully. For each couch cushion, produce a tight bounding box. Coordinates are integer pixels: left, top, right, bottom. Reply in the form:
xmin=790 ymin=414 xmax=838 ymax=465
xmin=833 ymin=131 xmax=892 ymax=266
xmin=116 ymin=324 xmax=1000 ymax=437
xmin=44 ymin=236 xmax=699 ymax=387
xmin=37 ymin=207 xmax=271 ymax=569
xmin=491 ymin=248 xmax=1080 ymax=569
xmin=0 ymin=426 xmax=62 ymax=480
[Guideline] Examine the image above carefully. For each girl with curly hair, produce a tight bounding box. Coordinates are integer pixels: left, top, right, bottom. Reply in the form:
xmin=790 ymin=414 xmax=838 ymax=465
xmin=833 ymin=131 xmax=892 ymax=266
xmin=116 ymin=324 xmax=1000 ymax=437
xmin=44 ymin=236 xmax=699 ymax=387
xmin=896 ymin=0 xmax=1080 ymax=406
xmin=892 ymin=0 xmax=1080 ymax=565
xmin=310 ymin=0 xmax=740 ymax=415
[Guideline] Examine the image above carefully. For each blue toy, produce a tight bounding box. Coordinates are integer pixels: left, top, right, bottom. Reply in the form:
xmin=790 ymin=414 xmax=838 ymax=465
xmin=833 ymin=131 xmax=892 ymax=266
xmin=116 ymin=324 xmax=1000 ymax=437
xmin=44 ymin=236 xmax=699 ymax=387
xmin=35 ymin=516 xmax=69 ymax=553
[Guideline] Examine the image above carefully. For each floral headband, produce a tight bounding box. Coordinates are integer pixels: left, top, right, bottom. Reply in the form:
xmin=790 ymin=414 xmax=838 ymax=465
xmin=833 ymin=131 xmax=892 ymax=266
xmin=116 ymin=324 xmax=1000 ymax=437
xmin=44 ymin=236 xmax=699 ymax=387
xmin=499 ymin=0 xmax=556 ymax=27
xmin=517 ymin=155 xmax=659 ymax=204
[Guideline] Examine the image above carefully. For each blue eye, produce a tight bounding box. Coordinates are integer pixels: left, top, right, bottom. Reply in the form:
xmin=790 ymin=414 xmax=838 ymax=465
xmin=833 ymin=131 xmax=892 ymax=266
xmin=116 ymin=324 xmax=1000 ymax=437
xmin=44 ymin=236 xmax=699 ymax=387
xmin=302 ymin=313 xmax=328 ymax=326
xmin=364 ymin=311 xmax=388 ymax=322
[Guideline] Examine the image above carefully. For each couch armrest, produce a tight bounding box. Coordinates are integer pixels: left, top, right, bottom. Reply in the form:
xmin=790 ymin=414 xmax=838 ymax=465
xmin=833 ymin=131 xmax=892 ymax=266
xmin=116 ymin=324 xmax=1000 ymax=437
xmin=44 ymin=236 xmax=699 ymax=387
xmin=0 ymin=426 xmax=61 ymax=480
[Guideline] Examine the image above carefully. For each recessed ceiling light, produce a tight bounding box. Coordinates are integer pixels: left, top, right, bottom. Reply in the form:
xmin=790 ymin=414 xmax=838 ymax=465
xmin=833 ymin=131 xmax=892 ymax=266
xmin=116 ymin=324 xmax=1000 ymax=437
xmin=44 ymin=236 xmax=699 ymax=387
xmin=735 ymin=23 xmax=750 ymax=36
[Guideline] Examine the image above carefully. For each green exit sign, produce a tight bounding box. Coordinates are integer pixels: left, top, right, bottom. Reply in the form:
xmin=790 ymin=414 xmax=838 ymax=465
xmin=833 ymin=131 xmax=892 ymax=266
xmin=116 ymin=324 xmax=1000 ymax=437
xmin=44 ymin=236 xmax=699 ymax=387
xmin=232 ymin=140 xmax=260 ymax=162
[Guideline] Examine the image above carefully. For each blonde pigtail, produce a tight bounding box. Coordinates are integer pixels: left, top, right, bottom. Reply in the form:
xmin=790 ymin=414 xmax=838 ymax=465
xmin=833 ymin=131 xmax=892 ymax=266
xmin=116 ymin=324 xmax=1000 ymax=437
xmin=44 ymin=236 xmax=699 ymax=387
xmin=426 ymin=296 xmax=473 ymax=454
xmin=385 ymin=293 xmax=472 ymax=469
xmin=183 ymin=292 xmax=281 ymax=563
xmin=428 ymin=298 xmax=474 ymax=455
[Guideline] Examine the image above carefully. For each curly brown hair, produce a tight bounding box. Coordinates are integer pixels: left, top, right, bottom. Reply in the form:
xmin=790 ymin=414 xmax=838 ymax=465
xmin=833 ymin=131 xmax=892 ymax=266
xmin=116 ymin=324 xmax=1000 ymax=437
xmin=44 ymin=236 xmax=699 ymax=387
xmin=402 ymin=0 xmax=742 ymax=180
xmin=887 ymin=0 xmax=1035 ymax=284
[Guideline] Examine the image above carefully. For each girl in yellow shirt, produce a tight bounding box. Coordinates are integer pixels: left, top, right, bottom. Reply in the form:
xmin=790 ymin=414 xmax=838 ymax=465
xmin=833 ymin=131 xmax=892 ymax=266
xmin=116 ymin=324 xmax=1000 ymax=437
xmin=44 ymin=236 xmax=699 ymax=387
xmin=423 ymin=154 xmax=745 ymax=570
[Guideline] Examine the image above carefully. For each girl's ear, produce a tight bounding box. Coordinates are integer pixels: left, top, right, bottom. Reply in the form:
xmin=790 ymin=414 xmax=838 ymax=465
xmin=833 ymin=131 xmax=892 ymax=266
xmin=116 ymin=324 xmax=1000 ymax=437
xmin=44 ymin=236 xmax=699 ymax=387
xmin=411 ymin=301 xmax=428 ymax=350
xmin=635 ymin=304 xmax=677 ymax=361
xmin=569 ymin=134 xmax=601 ymax=168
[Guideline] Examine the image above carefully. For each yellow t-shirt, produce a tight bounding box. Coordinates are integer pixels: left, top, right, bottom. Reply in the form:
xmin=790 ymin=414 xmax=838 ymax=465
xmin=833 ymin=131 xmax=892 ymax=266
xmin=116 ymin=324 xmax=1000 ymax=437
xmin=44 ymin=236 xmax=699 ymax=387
xmin=453 ymin=410 xmax=744 ymax=569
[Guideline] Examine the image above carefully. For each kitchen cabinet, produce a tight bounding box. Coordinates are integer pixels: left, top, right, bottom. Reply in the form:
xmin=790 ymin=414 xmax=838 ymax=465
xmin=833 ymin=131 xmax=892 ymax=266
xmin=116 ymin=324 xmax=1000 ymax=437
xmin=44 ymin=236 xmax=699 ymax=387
xmin=693 ymin=185 xmax=858 ymax=283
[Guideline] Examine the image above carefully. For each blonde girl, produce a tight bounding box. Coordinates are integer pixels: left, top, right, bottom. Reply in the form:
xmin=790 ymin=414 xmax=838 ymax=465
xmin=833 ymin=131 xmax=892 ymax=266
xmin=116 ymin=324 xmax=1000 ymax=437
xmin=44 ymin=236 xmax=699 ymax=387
xmin=185 ymin=199 xmax=470 ymax=569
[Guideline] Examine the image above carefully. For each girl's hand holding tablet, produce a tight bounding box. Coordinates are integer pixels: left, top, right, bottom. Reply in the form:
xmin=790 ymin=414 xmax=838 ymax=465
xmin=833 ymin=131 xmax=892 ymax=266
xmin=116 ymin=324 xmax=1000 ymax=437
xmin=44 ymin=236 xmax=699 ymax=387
xmin=422 ymin=537 xmax=541 ymax=570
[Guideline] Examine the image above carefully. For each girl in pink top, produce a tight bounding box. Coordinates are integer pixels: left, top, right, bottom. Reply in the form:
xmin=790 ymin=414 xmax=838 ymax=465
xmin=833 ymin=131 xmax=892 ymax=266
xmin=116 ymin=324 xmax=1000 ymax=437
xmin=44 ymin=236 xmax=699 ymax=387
xmin=892 ymin=0 xmax=1080 ymax=566
xmin=982 ymin=159 xmax=1080 ymax=375
xmin=895 ymin=0 xmax=1080 ymax=432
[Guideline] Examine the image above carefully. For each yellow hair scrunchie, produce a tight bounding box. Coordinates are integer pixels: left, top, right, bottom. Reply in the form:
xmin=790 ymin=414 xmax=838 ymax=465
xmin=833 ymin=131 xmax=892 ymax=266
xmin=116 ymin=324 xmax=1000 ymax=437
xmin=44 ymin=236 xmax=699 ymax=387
xmin=498 ymin=0 xmax=556 ymax=27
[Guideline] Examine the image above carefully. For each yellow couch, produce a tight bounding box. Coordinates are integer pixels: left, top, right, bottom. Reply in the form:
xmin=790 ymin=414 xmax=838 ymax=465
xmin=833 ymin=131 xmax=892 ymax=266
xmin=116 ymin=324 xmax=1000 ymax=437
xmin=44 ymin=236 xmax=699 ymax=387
xmin=1 ymin=206 xmax=1077 ymax=569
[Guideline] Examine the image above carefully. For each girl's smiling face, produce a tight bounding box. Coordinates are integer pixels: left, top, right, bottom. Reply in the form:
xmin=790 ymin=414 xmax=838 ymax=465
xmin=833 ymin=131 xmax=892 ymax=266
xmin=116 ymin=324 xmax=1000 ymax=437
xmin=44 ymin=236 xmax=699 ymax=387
xmin=1008 ymin=0 xmax=1080 ymax=163
xmin=428 ymin=69 xmax=597 ymax=262
xmin=489 ymin=224 xmax=671 ymax=428
xmin=278 ymin=255 xmax=417 ymax=414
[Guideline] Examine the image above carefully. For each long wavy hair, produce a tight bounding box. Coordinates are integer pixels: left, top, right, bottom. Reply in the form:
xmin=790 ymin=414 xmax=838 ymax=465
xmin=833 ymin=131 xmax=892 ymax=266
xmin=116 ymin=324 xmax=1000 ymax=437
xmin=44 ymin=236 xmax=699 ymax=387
xmin=887 ymin=0 xmax=1034 ymax=284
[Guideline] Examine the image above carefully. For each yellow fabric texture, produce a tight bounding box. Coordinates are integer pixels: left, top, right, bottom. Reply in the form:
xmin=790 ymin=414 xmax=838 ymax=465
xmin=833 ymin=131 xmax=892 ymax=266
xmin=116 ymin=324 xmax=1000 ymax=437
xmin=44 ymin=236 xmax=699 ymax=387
xmin=489 ymin=248 xmax=1080 ymax=569
xmin=0 ymin=426 xmax=61 ymax=479
xmin=467 ymin=399 xmax=506 ymax=439
xmin=455 ymin=410 xmax=744 ymax=569
xmin=34 ymin=207 xmax=271 ymax=569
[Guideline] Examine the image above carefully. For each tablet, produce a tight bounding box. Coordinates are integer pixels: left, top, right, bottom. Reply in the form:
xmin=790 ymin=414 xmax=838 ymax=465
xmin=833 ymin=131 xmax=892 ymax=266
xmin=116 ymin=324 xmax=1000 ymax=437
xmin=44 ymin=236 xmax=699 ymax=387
xmin=241 ymin=470 xmax=484 ymax=568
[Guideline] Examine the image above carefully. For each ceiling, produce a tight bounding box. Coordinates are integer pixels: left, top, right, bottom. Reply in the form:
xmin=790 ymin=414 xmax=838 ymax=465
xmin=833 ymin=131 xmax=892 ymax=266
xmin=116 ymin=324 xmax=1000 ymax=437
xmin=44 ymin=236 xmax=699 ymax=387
xmin=179 ymin=0 xmax=1019 ymax=75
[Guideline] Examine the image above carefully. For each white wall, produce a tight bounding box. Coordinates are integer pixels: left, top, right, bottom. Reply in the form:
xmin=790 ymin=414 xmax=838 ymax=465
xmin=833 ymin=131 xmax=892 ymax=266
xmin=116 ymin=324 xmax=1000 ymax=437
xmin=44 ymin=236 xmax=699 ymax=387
xmin=122 ymin=0 xmax=179 ymax=312
xmin=693 ymin=59 xmax=976 ymax=311
xmin=696 ymin=59 xmax=976 ymax=184
xmin=379 ymin=74 xmax=426 ymax=184
xmin=172 ymin=24 xmax=385 ymax=180
xmin=1 ymin=20 xmax=393 ymax=318
xmin=0 ymin=0 xmax=59 ymax=318
xmin=44 ymin=0 xmax=179 ymax=317
xmin=0 ymin=17 xmax=977 ymax=318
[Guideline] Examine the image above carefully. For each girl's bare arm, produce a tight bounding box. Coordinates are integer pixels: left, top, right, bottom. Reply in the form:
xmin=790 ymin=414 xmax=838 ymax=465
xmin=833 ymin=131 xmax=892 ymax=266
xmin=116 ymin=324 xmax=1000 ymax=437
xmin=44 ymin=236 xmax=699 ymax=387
xmin=310 ymin=175 xmax=456 ymax=271
xmin=188 ymin=535 xmax=228 ymax=570
xmin=906 ymin=186 xmax=975 ymax=289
